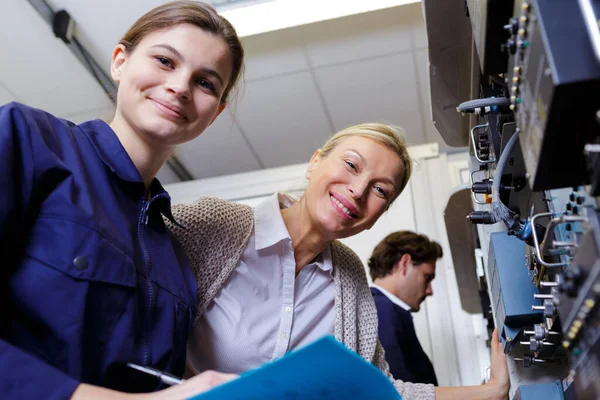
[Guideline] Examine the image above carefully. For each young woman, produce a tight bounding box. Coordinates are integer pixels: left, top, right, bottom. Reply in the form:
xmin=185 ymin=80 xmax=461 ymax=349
xmin=0 ymin=2 xmax=243 ymax=399
xmin=168 ymin=123 xmax=510 ymax=400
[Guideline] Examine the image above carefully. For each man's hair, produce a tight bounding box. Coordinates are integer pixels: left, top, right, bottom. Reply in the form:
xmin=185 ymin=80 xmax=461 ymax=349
xmin=368 ymin=231 xmax=443 ymax=280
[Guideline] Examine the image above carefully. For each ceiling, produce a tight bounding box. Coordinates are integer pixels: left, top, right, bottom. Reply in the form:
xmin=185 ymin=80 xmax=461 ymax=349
xmin=1 ymin=0 xmax=464 ymax=185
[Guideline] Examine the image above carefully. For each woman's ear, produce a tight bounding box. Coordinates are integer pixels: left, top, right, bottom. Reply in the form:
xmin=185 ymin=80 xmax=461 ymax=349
xmin=209 ymin=103 xmax=227 ymax=125
xmin=111 ymin=44 xmax=128 ymax=83
xmin=305 ymin=149 xmax=322 ymax=180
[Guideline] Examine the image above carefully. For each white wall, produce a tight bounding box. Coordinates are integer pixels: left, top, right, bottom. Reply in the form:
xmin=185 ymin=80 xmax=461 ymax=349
xmin=165 ymin=146 xmax=491 ymax=387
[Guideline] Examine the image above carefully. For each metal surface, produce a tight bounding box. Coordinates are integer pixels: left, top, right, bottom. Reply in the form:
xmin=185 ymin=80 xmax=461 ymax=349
xmin=444 ymin=188 xmax=482 ymax=314
xmin=488 ymin=232 xmax=543 ymax=350
xmin=509 ymin=0 xmax=600 ymax=190
xmin=422 ymin=0 xmax=477 ymax=147
xmin=578 ymin=0 xmax=600 ymax=63
xmin=470 ymin=124 xmax=497 ymax=164
xmin=512 ymin=381 xmax=565 ymax=400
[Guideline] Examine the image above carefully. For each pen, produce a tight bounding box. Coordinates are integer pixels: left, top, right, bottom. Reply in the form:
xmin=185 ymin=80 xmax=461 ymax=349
xmin=126 ymin=363 xmax=185 ymax=386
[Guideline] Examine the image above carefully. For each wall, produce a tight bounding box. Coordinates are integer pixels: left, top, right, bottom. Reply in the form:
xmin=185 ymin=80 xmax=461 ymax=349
xmin=165 ymin=146 xmax=491 ymax=387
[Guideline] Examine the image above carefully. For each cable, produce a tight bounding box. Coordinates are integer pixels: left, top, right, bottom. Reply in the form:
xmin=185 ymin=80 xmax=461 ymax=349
xmin=73 ymin=38 xmax=117 ymax=103
xmin=457 ymin=97 xmax=510 ymax=115
xmin=491 ymin=130 xmax=521 ymax=230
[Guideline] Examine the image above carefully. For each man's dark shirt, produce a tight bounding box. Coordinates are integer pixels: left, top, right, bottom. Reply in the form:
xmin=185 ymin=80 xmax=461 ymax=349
xmin=371 ymin=287 xmax=438 ymax=385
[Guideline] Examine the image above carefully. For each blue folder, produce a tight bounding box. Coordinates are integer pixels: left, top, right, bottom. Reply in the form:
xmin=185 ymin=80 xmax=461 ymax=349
xmin=188 ymin=335 xmax=402 ymax=400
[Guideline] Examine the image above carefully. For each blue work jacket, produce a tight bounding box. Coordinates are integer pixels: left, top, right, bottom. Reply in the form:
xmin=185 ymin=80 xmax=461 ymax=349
xmin=0 ymin=102 xmax=198 ymax=399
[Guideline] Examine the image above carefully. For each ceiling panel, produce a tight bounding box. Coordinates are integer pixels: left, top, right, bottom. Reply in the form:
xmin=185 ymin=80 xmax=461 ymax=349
xmin=47 ymin=0 xmax=163 ymax=66
xmin=0 ymin=82 xmax=18 ymax=105
xmin=301 ymin=5 xmax=417 ymax=68
xmin=0 ymin=0 xmax=112 ymax=116
xmin=241 ymin=29 xmax=309 ymax=81
xmin=234 ymin=71 xmax=333 ymax=168
xmin=410 ymin=3 xmax=429 ymax=49
xmin=314 ymin=52 xmax=425 ymax=145
xmin=175 ymin=108 xmax=263 ymax=179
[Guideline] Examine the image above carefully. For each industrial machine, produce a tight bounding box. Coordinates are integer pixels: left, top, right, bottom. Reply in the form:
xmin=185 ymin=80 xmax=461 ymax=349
xmin=424 ymin=0 xmax=600 ymax=398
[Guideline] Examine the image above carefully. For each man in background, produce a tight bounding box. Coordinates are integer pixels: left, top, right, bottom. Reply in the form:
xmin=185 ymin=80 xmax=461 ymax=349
xmin=368 ymin=231 xmax=442 ymax=385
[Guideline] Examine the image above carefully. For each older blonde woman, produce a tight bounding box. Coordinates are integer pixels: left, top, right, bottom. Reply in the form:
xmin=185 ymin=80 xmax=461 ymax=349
xmin=167 ymin=123 xmax=509 ymax=400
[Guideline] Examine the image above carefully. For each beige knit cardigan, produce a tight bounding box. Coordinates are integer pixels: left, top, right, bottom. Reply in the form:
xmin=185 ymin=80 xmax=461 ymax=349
xmin=167 ymin=197 xmax=435 ymax=400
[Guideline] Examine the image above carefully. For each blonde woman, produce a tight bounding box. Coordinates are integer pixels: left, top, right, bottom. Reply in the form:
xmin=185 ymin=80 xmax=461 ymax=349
xmin=168 ymin=123 xmax=509 ymax=400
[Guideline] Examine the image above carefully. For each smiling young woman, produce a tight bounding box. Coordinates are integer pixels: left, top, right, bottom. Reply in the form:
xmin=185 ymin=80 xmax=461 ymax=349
xmin=167 ymin=123 xmax=509 ymax=400
xmin=0 ymin=2 xmax=244 ymax=399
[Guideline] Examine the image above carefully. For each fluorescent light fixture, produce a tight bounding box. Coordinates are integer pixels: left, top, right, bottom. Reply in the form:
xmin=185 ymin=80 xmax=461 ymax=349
xmin=220 ymin=0 xmax=421 ymax=37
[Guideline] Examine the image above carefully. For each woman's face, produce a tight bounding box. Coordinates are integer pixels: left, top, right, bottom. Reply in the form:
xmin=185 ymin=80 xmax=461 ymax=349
xmin=304 ymin=136 xmax=405 ymax=240
xmin=111 ymin=23 xmax=233 ymax=149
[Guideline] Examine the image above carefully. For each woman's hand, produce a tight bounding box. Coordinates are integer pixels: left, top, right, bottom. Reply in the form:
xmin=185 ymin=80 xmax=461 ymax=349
xmin=486 ymin=329 xmax=510 ymax=400
xmin=72 ymin=370 xmax=237 ymax=400
xmin=145 ymin=370 xmax=238 ymax=400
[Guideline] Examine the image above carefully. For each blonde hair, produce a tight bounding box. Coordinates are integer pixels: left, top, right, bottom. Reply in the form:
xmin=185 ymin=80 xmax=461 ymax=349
xmin=319 ymin=123 xmax=412 ymax=203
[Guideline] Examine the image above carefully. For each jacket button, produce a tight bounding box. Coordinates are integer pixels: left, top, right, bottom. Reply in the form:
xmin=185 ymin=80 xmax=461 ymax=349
xmin=73 ymin=256 xmax=88 ymax=270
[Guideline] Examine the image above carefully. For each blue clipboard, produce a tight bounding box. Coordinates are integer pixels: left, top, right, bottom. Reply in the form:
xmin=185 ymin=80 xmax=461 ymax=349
xmin=188 ymin=335 xmax=402 ymax=400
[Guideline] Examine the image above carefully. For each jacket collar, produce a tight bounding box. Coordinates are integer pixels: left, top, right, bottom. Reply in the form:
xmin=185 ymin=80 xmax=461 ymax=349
xmin=80 ymin=119 xmax=181 ymax=226
xmin=80 ymin=119 xmax=144 ymax=183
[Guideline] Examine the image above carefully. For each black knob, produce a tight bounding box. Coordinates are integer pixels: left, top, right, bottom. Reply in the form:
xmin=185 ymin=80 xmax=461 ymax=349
xmin=467 ymin=211 xmax=495 ymax=224
xmin=566 ymin=203 xmax=573 ymax=211
xmin=570 ymin=193 xmax=576 ymax=202
xmin=576 ymin=196 xmax=584 ymax=205
xmin=505 ymin=38 xmax=517 ymax=55
xmin=573 ymin=205 xmax=580 ymax=214
xmin=472 ymin=180 xmax=493 ymax=194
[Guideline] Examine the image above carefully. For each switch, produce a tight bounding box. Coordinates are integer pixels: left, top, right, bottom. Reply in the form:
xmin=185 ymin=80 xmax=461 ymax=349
xmin=504 ymin=17 xmax=519 ymax=35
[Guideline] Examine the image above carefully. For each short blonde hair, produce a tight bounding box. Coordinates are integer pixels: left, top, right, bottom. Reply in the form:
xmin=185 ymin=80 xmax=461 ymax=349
xmin=319 ymin=123 xmax=412 ymax=203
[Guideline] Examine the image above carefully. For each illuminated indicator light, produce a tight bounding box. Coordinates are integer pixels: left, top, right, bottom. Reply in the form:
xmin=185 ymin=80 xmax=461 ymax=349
xmin=585 ymin=298 xmax=596 ymax=308
xmin=515 ymin=98 xmax=521 ymax=104
xmin=521 ymin=40 xmax=530 ymax=48
xmin=513 ymin=66 xmax=521 ymax=73
xmin=522 ymin=3 xmax=530 ymax=11
xmin=520 ymin=16 xmax=528 ymax=23
xmin=573 ymin=347 xmax=581 ymax=356
xmin=509 ymin=104 xmax=516 ymax=111
xmin=568 ymin=331 xmax=576 ymax=339
xmin=510 ymin=96 xmax=517 ymax=102
xmin=573 ymin=320 xmax=583 ymax=328
xmin=518 ymin=28 xmax=526 ymax=36
xmin=570 ymin=326 xmax=580 ymax=335
xmin=563 ymin=340 xmax=571 ymax=348
xmin=513 ymin=76 xmax=520 ymax=83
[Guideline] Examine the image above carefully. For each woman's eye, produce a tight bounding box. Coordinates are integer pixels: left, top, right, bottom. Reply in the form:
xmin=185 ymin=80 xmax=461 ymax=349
xmin=156 ymin=56 xmax=173 ymax=68
xmin=196 ymin=78 xmax=215 ymax=92
xmin=374 ymin=186 xmax=389 ymax=199
xmin=345 ymin=160 xmax=357 ymax=171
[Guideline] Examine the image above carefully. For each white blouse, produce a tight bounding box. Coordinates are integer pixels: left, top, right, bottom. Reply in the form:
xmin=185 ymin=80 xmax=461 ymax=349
xmin=187 ymin=193 xmax=335 ymax=374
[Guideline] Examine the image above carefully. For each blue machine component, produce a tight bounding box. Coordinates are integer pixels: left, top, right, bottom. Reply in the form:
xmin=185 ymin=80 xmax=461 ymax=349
xmin=488 ymin=232 xmax=543 ymax=351
xmin=513 ymin=381 xmax=565 ymax=400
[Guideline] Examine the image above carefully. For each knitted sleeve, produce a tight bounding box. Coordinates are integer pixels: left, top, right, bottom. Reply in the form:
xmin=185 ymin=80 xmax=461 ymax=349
xmin=165 ymin=197 xmax=254 ymax=317
xmin=374 ymin=340 xmax=436 ymax=399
